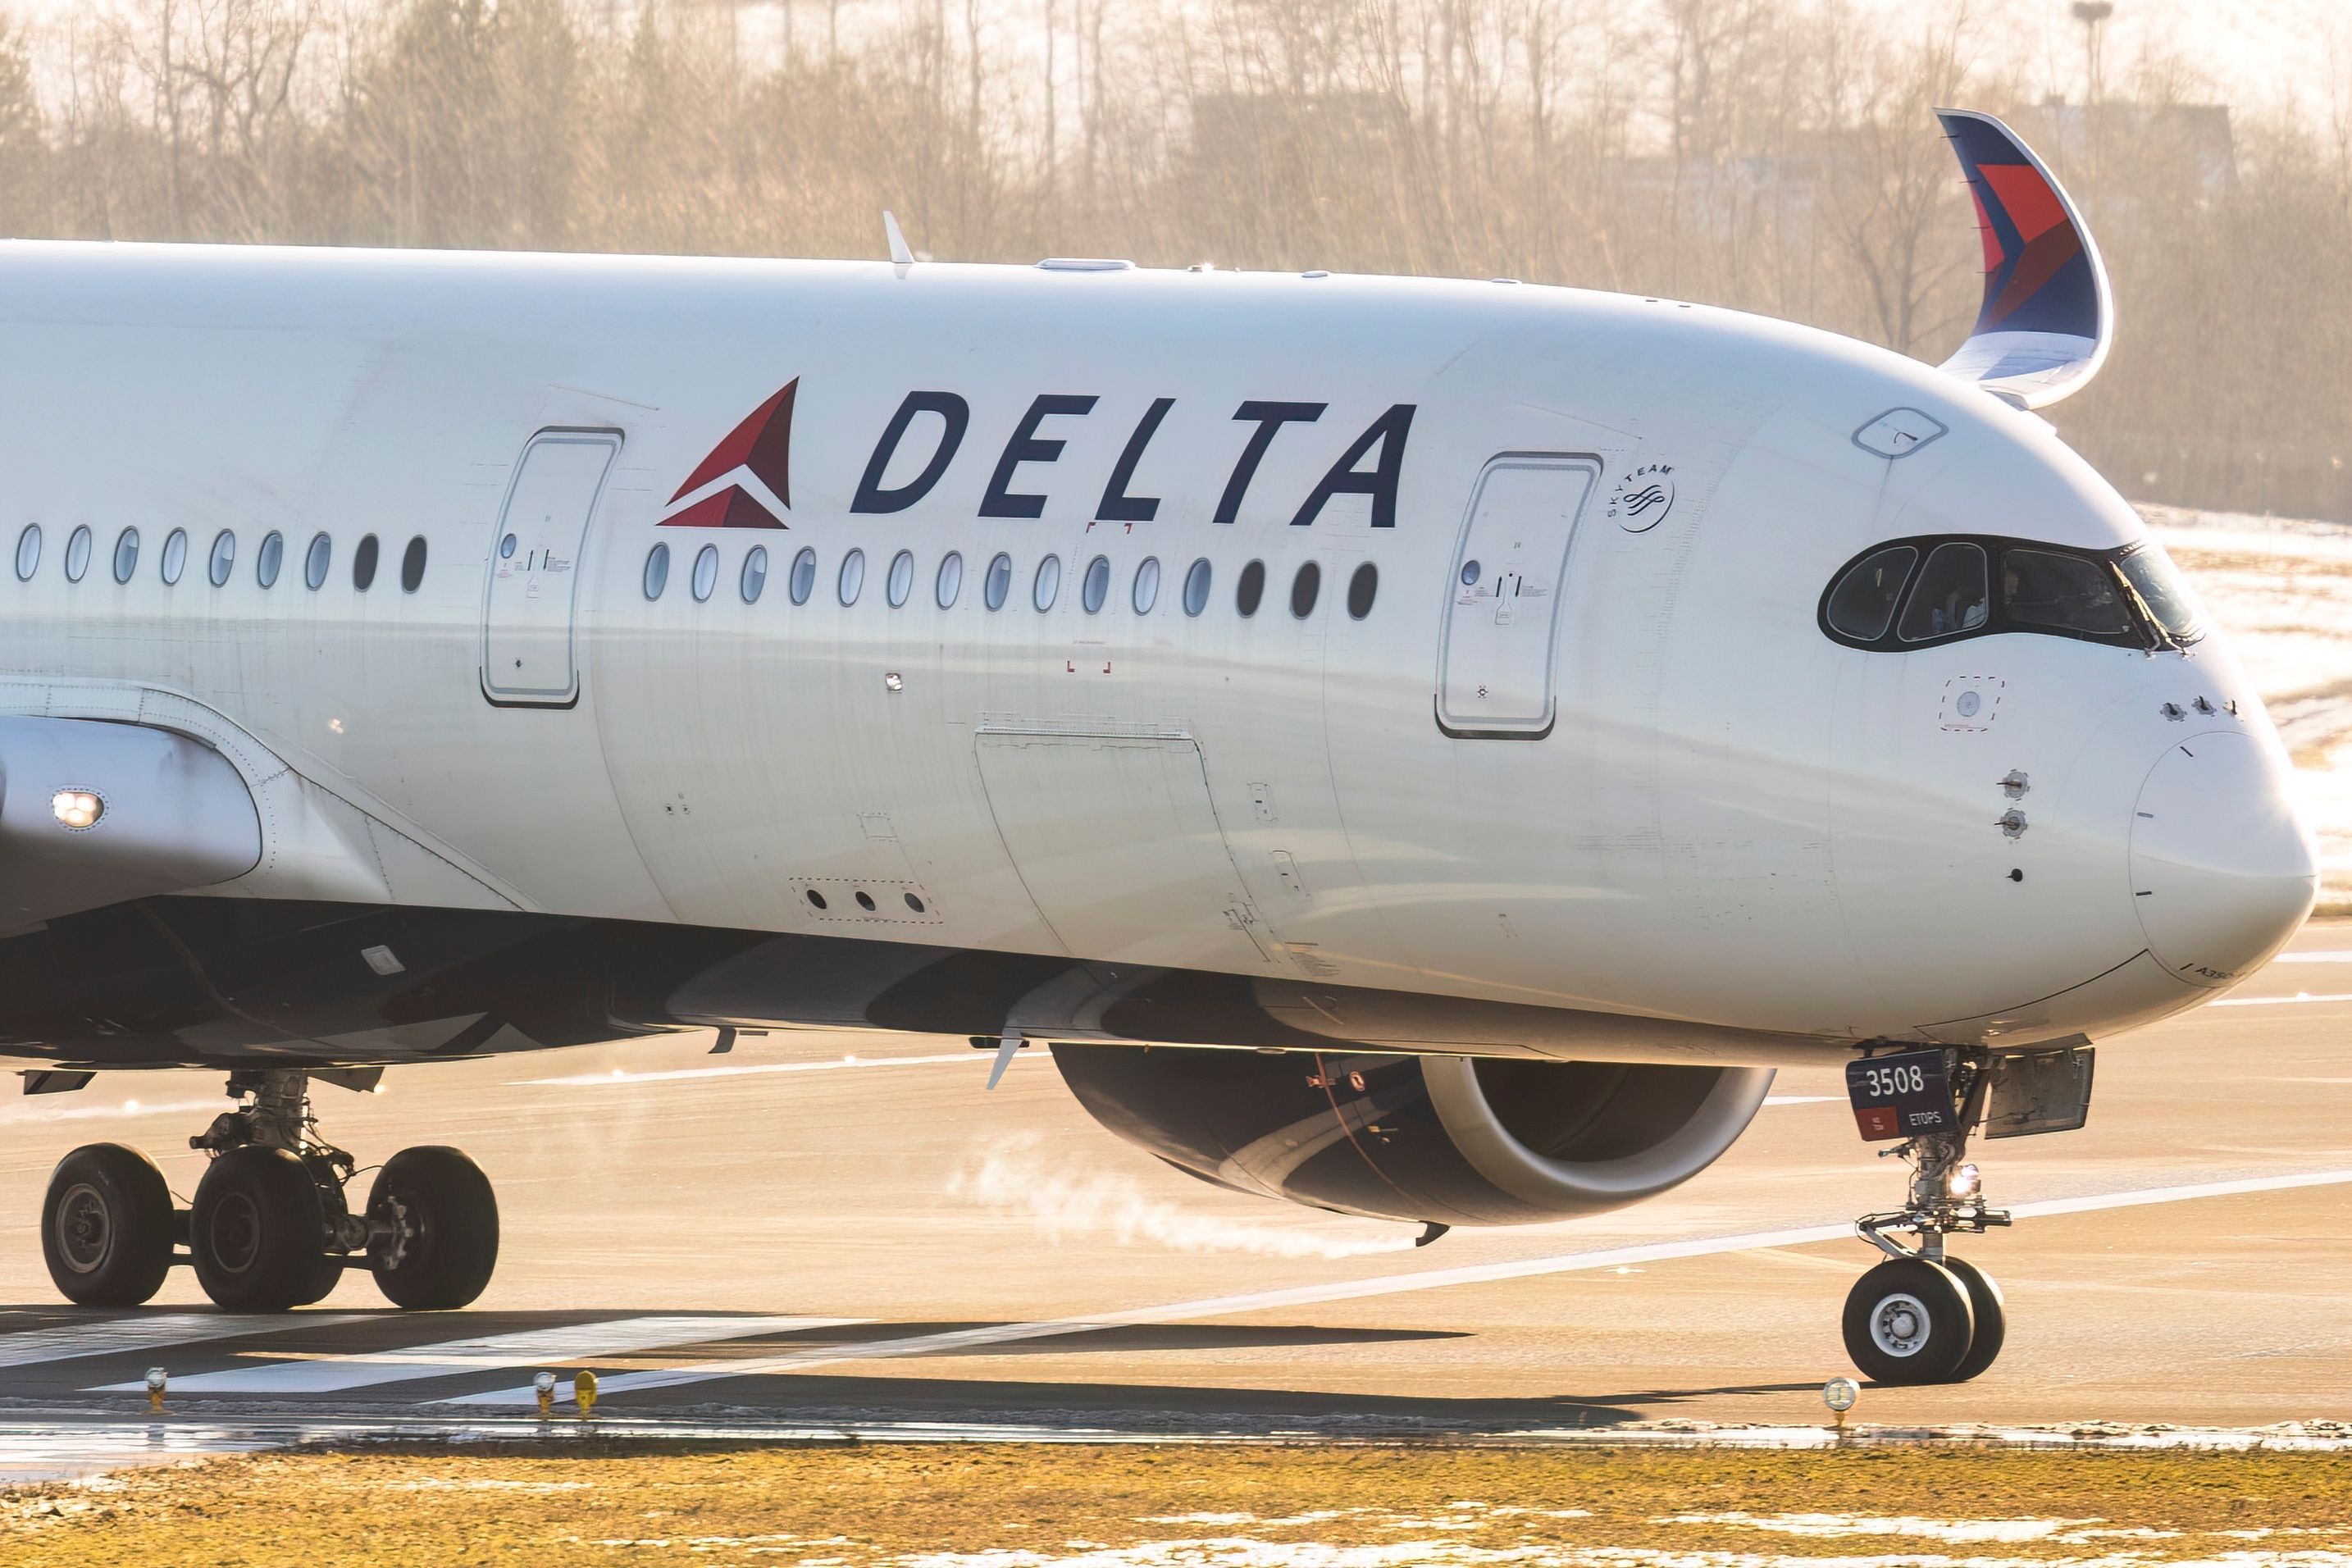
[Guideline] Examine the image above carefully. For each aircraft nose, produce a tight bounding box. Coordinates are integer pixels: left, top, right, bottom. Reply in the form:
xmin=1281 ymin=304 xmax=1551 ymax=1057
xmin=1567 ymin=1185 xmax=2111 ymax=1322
xmin=2130 ymin=732 xmax=2318 ymax=987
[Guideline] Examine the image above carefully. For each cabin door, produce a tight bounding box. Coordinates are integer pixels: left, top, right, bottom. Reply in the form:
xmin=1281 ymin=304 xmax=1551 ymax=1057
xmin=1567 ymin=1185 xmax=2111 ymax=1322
xmin=481 ymin=430 xmax=620 ymax=707
xmin=1435 ymin=454 xmax=1598 ymax=738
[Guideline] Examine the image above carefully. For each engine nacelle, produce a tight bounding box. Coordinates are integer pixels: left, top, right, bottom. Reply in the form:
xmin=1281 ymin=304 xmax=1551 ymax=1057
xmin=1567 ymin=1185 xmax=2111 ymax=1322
xmin=1051 ymin=1044 xmax=1772 ymax=1226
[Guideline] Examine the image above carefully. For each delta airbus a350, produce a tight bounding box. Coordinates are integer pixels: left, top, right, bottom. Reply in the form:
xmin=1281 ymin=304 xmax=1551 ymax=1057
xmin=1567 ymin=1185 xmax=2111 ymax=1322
xmin=3 ymin=112 xmax=2313 ymax=1386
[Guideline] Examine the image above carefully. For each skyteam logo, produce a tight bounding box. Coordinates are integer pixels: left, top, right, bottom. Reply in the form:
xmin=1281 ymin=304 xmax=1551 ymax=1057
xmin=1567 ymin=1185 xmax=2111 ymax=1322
xmin=1606 ymin=462 xmax=1676 ymax=532
xmin=661 ymin=380 xmax=797 ymax=528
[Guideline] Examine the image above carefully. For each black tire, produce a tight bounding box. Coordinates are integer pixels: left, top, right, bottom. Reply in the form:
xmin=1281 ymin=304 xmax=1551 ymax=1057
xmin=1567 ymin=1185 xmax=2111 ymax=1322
xmin=1842 ymin=1256 xmax=1976 ymax=1385
xmin=189 ymin=1146 xmax=330 ymax=1312
xmin=367 ymin=1146 xmax=498 ymax=1310
xmin=1940 ymin=1256 xmax=2008 ymax=1381
xmin=41 ymin=1143 xmax=175 ymax=1308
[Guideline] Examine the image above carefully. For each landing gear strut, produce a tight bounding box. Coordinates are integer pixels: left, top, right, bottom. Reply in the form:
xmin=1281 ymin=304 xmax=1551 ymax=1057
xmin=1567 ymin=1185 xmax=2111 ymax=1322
xmin=1841 ymin=1048 xmax=2012 ymax=1385
xmin=40 ymin=1069 xmax=498 ymax=1312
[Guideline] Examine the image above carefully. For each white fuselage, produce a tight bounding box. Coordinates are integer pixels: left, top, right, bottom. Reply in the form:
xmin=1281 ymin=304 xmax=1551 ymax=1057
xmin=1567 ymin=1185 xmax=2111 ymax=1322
xmin=0 ymin=241 xmax=2314 ymax=1063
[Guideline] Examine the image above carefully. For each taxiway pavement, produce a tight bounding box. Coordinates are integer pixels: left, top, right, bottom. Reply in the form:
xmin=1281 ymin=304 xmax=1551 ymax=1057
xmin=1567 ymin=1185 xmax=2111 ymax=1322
xmin=2 ymin=923 xmax=2347 ymax=1449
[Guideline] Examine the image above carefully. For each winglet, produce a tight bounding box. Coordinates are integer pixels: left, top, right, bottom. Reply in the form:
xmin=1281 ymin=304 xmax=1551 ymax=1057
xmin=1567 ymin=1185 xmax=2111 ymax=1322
xmin=1934 ymin=109 xmax=2112 ymax=410
xmin=882 ymin=210 xmax=914 ymax=270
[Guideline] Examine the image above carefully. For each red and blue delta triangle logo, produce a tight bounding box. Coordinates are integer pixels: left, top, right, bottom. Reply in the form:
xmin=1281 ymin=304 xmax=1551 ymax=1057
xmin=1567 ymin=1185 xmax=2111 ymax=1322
xmin=661 ymin=380 xmax=796 ymax=529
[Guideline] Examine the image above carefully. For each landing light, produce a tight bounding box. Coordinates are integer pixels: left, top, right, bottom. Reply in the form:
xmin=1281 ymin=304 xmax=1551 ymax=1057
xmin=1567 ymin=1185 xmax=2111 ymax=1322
xmin=1948 ymin=1162 xmax=1982 ymax=1199
xmin=52 ymin=790 xmax=102 ymax=829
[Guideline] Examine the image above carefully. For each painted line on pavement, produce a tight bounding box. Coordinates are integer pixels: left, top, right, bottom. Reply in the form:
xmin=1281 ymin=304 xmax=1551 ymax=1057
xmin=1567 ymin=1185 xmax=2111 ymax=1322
xmin=93 ymin=1314 xmax=860 ymax=1395
xmin=446 ymin=1166 xmax=2352 ymax=1407
xmin=2211 ymin=991 xmax=2352 ymax=1007
xmin=2274 ymin=950 xmax=2352 ymax=964
xmin=522 ymin=1053 xmax=1000 ymax=1087
xmin=0 ymin=1313 xmax=372 ymax=1370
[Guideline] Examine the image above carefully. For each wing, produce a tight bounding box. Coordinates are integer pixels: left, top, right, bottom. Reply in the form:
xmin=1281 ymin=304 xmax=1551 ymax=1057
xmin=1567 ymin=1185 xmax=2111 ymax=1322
xmin=1934 ymin=107 xmax=2113 ymax=410
xmin=0 ymin=717 xmax=260 ymax=928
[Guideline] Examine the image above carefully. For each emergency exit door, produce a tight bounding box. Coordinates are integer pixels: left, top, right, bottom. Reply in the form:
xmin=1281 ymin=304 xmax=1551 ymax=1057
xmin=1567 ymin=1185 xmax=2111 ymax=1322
xmin=1435 ymin=454 xmax=1598 ymax=738
xmin=481 ymin=431 xmax=619 ymax=706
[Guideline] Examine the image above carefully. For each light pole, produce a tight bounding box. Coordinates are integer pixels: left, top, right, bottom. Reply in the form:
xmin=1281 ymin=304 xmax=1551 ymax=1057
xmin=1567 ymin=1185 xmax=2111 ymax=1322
xmin=2072 ymin=1 xmax=2115 ymax=109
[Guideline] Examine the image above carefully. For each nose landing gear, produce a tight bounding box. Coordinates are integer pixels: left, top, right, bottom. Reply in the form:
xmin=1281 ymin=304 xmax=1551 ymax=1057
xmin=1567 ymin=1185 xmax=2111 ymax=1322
xmin=39 ymin=1068 xmax=498 ymax=1312
xmin=1844 ymin=1125 xmax=2011 ymax=1383
xmin=1839 ymin=1045 xmax=2035 ymax=1385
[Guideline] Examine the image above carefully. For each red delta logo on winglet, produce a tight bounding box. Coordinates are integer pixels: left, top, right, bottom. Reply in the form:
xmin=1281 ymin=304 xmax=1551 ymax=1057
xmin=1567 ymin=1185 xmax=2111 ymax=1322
xmin=660 ymin=380 xmax=796 ymax=528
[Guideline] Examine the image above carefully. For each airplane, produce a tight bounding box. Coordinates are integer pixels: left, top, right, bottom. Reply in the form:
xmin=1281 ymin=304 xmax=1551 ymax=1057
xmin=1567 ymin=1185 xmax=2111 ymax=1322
xmin=2 ymin=107 xmax=2313 ymax=1388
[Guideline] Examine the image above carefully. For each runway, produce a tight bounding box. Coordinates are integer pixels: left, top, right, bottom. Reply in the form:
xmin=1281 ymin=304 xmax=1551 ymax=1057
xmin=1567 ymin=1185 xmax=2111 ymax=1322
xmin=2 ymin=923 xmax=2349 ymax=1470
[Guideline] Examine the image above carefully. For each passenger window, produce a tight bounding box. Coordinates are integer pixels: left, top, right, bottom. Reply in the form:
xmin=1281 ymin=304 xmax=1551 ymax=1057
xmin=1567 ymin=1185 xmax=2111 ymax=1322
xmin=14 ymin=523 xmax=38 ymax=581
xmin=642 ymin=541 xmax=670 ymax=599
xmin=1183 ymin=558 xmax=1211 ymax=616
xmin=741 ymin=545 xmax=768 ymax=603
xmin=256 ymin=530 xmax=283 ymax=588
xmin=112 ymin=527 xmax=139 ymax=584
xmin=1897 ymin=542 xmax=1988 ymax=642
xmin=64 ymin=526 xmax=89 ymax=583
xmin=789 ymin=547 xmax=817 ymax=604
xmin=1082 ymin=554 xmax=1110 ymax=613
xmin=352 ymin=533 xmax=379 ymax=591
xmin=984 ymin=552 xmax=1012 ymax=610
xmin=838 ymin=548 xmax=866 ymax=605
xmin=691 ymin=543 xmax=719 ymax=602
xmin=1236 ymin=559 xmax=1265 ymax=617
xmin=1289 ymin=560 xmax=1320 ymax=618
xmin=1033 ymin=554 xmax=1061 ymax=611
xmin=160 ymin=528 xmax=188 ymax=586
xmin=1826 ymin=545 xmax=1918 ymax=641
xmin=887 ymin=549 xmax=914 ymax=607
xmin=2117 ymin=543 xmax=2204 ymax=641
xmin=1347 ymin=561 xmax=1378 ymax=619
xmin=303 ymin=532 xmax=331 ymax=590
xmin=2003 ymin=548 xmax=2129 ymax=636
xmin=209 ymin=530 xmax=236 ymax=587
xmin=936 ymin=550 xmax=963 ymax=608
xmin=1133 ymin=556 xmax=1161 ymax=614
xmin=400 ymin=536 xmax=426 ymax=592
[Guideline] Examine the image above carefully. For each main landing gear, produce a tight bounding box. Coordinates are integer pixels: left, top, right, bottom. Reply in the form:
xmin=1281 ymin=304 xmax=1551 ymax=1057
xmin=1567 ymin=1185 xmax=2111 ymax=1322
xmin=40 ymin=1069 xmax=497 ymax=1312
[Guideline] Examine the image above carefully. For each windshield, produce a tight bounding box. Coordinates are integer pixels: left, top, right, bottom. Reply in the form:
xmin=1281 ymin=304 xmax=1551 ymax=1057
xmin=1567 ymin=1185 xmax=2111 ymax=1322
xmin=2003 ymin=548 xmax=2134 ymax=636
xmin=2116 ymin=542 xmax=2205 ymax=643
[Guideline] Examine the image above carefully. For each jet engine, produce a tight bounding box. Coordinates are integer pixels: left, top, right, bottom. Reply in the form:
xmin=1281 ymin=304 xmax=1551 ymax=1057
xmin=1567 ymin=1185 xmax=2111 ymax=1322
xmin=1051 ymin=1044 xmax=1773 ymax=1226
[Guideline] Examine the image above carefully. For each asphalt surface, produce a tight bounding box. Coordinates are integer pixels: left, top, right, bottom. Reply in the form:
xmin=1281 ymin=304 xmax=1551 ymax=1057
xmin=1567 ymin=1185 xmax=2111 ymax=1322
xmin=1 ymin=922 xmax=2347 ymax=1454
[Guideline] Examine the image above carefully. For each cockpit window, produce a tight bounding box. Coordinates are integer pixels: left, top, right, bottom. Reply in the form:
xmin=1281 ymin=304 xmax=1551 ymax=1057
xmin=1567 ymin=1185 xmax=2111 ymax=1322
xmin=1824 ymin=545 xmax=1917 ymax=640
xmin=1822 ymin=531 xmax=2201 ymax=652
xmin=1896 ymin=542 xmax=1989 ymax=642
xmin=2116 ymin=542 xmax=2204 ymax=642
xmin=2002 ymin=548 xmax=2131 ymax=636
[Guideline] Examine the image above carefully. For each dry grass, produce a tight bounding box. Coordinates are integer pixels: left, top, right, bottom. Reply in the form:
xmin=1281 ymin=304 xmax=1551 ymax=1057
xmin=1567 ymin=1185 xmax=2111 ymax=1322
xmin=6 ymin=1441 xmax=2351 ymax=1566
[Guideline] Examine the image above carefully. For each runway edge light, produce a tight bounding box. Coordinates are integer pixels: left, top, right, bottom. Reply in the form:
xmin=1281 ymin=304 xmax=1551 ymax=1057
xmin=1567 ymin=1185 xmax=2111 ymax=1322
xmin=534 ymin=1370 xmax=556 ymax=1420
xmin=145 ymin=1366 xmax=166 ymax=1413
xmin=1822 ymin=1376 xmax=1858 ymax=1434
xmin=576 ymin=1368 xmax=599 ymax=1420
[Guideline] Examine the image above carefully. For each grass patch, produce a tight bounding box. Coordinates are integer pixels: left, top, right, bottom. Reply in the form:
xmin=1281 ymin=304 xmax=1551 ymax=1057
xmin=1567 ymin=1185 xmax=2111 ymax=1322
xmin=7 ymin=1441 xmax=2352 ymax=1566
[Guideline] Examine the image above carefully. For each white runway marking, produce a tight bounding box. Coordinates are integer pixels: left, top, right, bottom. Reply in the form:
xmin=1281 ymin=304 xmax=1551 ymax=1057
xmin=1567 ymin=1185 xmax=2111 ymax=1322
xmin=2273 ymin=950 xmax=2352 ymax=964
xmin=449 ymin=1165 xmax=2352 ymax=1407
xmin=0 ymin=1312 xmax=370 ymax=1370
xmin=2211 ymin=991 xmax=2352 ymax=1006
xmin=1762 ymin=1095 xmax=1839 ymax=1106
xmin=521 ymin=1053 xmax=996 ymax=1087
xmin=91 ymin=1315 xmax=859 ymax=1394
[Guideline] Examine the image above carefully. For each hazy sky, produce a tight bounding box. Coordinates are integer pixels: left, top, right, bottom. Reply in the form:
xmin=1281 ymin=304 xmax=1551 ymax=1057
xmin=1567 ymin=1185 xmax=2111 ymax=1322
xmin=2 ymin=0 xmax=2338 ymax=125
